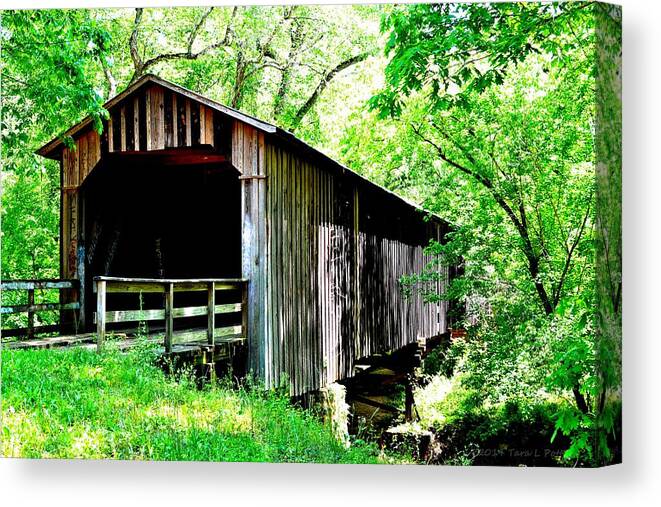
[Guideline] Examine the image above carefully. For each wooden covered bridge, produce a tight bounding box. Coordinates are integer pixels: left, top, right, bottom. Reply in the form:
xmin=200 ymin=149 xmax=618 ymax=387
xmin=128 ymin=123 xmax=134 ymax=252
xmin=3 ymin=75 xmax=454 ymax=396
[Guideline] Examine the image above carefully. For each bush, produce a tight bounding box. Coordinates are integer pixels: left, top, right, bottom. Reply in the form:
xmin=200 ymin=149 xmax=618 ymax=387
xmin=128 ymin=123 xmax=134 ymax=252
xmin=414 ymin=376 xmax=571 ymax=466
xmin=422 ymin=338 xmax=465 ymax=378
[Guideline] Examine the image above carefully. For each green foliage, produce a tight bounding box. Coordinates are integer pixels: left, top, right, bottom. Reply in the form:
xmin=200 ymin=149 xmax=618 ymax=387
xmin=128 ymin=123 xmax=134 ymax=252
xmin=415 ymin=375 xmax=569 ymax=466
xmin=1 ymin=348 xmax=393 ymax=463
xmin=436 ymin=297 xmax=619 ymax=466
xmin=0 ymin=6 xmax=381 ymax=285
xmin=422 ymin=338 xmax=465 ymax=378
xmin=346 ymin=2 xmax=620 ymax=465
xmin=1 ymin=10 xmax=111 ymax=143
xmin=1 ymin=9 xmax=111 ymax=288
xmin=544 ymin=297 xmax=620 ymax=465
xmin=371 ymin=1 xmax=594 ymax=116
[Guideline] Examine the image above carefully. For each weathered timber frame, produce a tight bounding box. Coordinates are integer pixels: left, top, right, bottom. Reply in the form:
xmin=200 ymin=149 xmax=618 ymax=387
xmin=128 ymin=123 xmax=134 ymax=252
xmin=93 ymin=277 xmax=248 ymax=353
xmin=1 ymin=279 xmax=81 ymax=339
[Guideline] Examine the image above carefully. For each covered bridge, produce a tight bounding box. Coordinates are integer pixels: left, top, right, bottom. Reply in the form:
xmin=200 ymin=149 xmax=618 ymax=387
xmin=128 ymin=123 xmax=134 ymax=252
xmin=36 ymin=74 xmax=453 ymax=396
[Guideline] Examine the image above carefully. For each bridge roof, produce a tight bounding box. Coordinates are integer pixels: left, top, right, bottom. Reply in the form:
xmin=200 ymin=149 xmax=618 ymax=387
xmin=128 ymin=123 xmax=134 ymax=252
xmin=37 ymin=74 xmax=449 ymax=227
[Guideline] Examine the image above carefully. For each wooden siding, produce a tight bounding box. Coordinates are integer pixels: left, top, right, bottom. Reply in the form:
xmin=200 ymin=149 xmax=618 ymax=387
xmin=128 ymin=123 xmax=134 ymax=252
xmin=61 ymin=84 xmax=226 ymax=191
xmin=62 ymin=129 xmax=101 ymax=189
xmin=112 ymin=85 xmax=216 ymax=154
xmin=53 ymin=77 xmax=452 ymax=397
xmin=264 ymin=141 xmax=449 ymax=395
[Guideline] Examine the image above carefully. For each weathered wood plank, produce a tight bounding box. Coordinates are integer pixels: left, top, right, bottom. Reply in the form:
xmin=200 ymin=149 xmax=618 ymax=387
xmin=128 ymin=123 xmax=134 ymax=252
xmin=171 ymin=92 xmax=178 ymax=147
xmin=99 ymin=308 xmax=165 ymax=324
xmin=96 ymin=279 xmax=107 ymax=351
xmin=232 ymin=120 xmax=243 ymax=172
xmin=155 ymin=86 xmax=165 ymax=149
xmin=145 ymin=90 xmax=152 ymax=150
xmin=164 ymin=89 xmax=173 ymax=148
xmin=92 ymin=303 xmax=242 ymax=324
xmin=108 ymin=116 xmax=114 ymax=152
xmin=0 ymin=279 xmax=78 ymax=291
xmin=88 ymin=130 xmax=99 ymax=176
xmin=92 ymin=277 xmax=246 ymax=294
xmin=71 ymin=143 xmax=80 ymax=187
xmin=191 ymin=100 xmax=200 ymax=145
xmin=176 ymin=94 xmax=186 ymax=147
xmin=95 ymin=276 xmax=248 ymax=283
xmin=241 ymin=282 xmax=249 ymax=344
xmin=185 ymin=98 xmax=192 ymax=147
xmin=120 ymin=105 xmax=127 ymax=151
xmin=1 ymin=301 xmax=80 ymax=315
xmin=267 ymin=142 xmax=279 ymax=386
xmin=205 ymin=107 xmax=214 ymax=147
xmin=133 ymin=95 xmax=140 ymax=149
xmin=78 ymin=133 xmax=88 ymax=184
xmin=164 ymin=282 xmax=174 ymax=353
xmin=207 ymin=281 xmax=215 ymax=345
xmin=4 ymin=333 xmax=96 ymax=349
xmin=285 ymin=148 xmax=293 ymax=389
xmin=199 ymin=105 xmax=207 ymax=145
xmin=63 ymin=147 xmax=71 ymax=188
xmin=173 ymin=325 xmax=243 ymax=345
xmin=293 ymin=149 xmax=301 ymax=394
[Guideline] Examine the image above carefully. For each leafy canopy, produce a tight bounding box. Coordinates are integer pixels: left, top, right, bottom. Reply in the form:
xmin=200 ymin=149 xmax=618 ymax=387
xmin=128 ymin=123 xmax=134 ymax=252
xmin=370 ymin=1 xmax=595 ymax=116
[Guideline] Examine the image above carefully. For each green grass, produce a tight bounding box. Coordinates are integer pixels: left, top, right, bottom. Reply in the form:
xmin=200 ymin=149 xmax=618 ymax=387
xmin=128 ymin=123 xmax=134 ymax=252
xmin=1 ymin=347 xmax=399 ymax=464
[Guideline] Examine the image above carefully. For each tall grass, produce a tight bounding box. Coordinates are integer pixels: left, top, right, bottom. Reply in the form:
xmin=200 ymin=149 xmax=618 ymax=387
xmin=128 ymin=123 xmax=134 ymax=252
xmin=1 ymin=347 xmax=398 ymax=464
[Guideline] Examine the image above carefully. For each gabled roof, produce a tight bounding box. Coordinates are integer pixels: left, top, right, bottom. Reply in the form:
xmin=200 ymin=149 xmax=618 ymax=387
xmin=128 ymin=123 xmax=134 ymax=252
xmin=37 ymin=74 xmax=449 ymax=227
xmin=37 ymin=74 xmax=276 ymax=159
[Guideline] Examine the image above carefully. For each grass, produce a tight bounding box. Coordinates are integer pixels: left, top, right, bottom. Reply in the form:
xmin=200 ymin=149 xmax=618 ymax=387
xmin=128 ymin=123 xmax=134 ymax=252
xmin=1 ymin=346 xmax=401 ymax=464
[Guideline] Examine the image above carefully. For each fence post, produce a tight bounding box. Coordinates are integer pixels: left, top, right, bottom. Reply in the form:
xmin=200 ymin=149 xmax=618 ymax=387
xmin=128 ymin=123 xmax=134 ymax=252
xmin=96 ymin=280 xmax=106 ymax=352
xmin=241 ymin=281 xmax=249 ymax=340
xmin=74 ymin=279 xmax=82 ymax=335
xmin=164 ymin=282 xmax=174 ymax=353
xmin=27 ymin=288 xmax=35 ymax=340
xmin=207 ymin=281 xmax=216 ymax=346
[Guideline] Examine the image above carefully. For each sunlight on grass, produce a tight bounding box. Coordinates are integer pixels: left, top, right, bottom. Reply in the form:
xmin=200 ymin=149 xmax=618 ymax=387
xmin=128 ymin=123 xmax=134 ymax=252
xmin=414 ymin=375 xmax=455 ymax=427
xmin=1 ymin=348 xmax=391 ymax=464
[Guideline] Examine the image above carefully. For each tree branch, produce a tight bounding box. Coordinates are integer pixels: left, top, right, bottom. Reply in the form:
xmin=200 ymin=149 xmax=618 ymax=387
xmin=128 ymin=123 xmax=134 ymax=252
xmin=553 ymin=195 xmax=592 ymax=308
xmin=129 ymin=6 xmax=236 ymax=83
xmin=187 ymin=7 xmax=215 ymax=53
xmin=411 ymin=123 xmax=554 ymax=315
xmin=99 ymin=55 xmax=117 ymax=98
xmin=273 ymin=10 xmax=303 ymax=119
xmin=129 ymin=8 xmax=144 ymax=74
xmin=291 ymin=52 xmax=369 ymax=129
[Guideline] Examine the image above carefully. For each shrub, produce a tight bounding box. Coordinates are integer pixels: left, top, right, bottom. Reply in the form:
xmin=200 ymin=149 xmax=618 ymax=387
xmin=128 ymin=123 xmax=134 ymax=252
xmin=414 ymin=376 xmax=570 ymax=466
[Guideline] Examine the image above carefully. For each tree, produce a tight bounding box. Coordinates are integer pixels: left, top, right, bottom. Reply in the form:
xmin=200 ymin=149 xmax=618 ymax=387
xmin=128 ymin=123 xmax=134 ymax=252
xmin=370 ymin=1 xmax=595 ymax=116
xmin=1 ymin=10 xmax=110 ymax=283
xmin=0 ymin=5 xmax=380 ymax=282
xmin=356 ymin=1 xmax=619 ymax=464
xmin=105 ymin=6 xmax=376 ymax=130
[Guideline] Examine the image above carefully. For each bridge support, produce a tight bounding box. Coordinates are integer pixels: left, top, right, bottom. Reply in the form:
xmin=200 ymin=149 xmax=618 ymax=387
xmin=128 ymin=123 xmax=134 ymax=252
xmin=314 ymin=383 xmax=350 ymax=448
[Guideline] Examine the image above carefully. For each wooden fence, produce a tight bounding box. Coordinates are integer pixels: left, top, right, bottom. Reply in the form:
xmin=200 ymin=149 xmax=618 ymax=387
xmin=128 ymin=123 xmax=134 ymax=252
xmin=94 ymin=276 xmax=248 ymax=353
xmin=1 ymin=279 xmax=80 ymax=339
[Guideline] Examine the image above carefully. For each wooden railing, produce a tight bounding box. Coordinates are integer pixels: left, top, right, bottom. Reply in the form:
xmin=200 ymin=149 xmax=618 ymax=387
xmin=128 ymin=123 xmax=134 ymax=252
xmin=94 ymin=276 xmax=248 ymax=353
xmin=1 ymin=279 xmax=80 ymax=339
